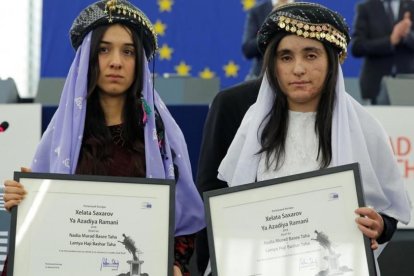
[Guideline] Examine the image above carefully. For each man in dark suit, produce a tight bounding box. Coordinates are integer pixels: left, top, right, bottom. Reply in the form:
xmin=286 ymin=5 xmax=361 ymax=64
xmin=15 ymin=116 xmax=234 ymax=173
xmin=351 ymin=0 xmax=414 ymax=104
xmin=242 ymin=1 xmax=272 ymax=80
xmin=195 ymin=79 xmax=261 ymax=275
xmin=242 ymin=0 xmax=292 ymax=80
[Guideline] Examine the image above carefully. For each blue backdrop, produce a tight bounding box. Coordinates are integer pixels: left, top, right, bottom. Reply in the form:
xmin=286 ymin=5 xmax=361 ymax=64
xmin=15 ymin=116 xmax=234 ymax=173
xmin=41 ymin=0 xmax=361 ymax=88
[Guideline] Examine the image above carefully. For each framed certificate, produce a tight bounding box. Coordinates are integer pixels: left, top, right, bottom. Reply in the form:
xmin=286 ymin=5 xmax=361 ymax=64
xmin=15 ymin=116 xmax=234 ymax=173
xmin=204 ymin=163 xmax=377 ymax=276
xmin=7 ymin=172 xmax=175 ymax=276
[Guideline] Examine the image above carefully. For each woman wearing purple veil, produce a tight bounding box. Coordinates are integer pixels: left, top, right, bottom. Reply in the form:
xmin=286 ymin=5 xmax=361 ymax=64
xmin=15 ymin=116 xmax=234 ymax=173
xmin=2 ymin=1 xmax=205 ymax=275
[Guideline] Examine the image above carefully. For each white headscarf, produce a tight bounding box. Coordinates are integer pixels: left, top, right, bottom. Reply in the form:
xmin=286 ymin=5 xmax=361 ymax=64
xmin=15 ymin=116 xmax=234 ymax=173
xmin=218 ymin=65 xmax=411 ymax=225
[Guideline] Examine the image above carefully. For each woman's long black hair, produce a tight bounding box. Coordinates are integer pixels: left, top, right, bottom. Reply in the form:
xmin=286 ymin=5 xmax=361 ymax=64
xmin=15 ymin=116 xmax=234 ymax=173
xmin=76 ymin=23 xmax=146 ymax=175
xmin=258 ymin=33 xmax=339 ymax=170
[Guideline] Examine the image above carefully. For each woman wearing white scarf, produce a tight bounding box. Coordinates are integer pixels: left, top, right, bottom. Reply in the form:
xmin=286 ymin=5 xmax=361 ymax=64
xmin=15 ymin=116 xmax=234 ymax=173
xmin=217 ymin=2 xmax=411 ymax=274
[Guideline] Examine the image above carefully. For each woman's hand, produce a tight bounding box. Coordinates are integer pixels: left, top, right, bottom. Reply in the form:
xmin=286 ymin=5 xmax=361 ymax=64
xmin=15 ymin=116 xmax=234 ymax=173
xmin=355 ymin=207 xmax=384 ymax=250
xmin=3 ymin=167 xmax=30 ymax=211
xmin=173 ymin=265 xmax=183 ymax=276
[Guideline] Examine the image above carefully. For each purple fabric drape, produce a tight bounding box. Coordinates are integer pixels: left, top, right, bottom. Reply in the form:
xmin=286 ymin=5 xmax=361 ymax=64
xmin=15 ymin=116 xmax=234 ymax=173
xmin=31 ymin=31 xmax=205 ymax=236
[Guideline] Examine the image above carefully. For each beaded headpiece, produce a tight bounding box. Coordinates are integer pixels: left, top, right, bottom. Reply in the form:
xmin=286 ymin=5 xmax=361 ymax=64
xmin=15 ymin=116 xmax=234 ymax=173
xmin=258 ymin=2 xmax=350 ymax=63
xmin=70 ymin=0 xmax=158 ymax=59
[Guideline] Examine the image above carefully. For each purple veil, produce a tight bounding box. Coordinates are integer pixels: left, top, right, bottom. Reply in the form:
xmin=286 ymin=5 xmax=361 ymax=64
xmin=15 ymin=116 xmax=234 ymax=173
xmin=31 ymin=32 xmax=205 ymax=236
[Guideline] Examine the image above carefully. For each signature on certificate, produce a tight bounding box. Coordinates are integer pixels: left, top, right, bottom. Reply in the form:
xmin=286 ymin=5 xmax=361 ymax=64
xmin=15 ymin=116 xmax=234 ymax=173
xmin=299 ymin=256 xmax=318 ymax=270
xmin=100 ymin=257 xmax=120 ymax=271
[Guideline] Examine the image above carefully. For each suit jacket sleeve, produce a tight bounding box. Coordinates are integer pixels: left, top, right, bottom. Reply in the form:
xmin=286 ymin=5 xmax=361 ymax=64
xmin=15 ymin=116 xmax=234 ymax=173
xmin=196 ymin=80 xmax=261 ymax=196
xmin=400 ymin=1 xmax=414 ymax=50
xmin=195 ymin=80 xmax=260 ymax=275
xmin=242 ymin=7 xmax=262 ymax=59
xmin=402 ymin=30 xmax=414 ymax=50
xmin=196 ymin=94 xmax=233 ymax=195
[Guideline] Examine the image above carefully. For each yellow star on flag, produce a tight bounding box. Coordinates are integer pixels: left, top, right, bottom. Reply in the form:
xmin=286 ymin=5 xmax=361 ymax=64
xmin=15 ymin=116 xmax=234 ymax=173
xmin=242 ymin=0 xmax=256 ymax=11
xmin=199 ymin=68 xmax=216 ymax=79
xmin=158 ymin=44 xmax=174 ymax=60
xmin=175 ymin=61 xmax=191 ymax=76
xmin=158 ymin=0 xmax=174 ymax=12
xmin=154 ymin=20 xmax=167 ymax=36
xmin=223 ymin=61 xmax=240 ymax=78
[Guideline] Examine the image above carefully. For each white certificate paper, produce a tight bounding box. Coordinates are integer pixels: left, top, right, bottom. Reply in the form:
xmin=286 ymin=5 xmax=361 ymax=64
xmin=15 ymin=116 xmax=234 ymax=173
xmin=205 ymin=163 xmax=376 ymax=276
xmin=8 ymin=173 xmax=174 ymax=276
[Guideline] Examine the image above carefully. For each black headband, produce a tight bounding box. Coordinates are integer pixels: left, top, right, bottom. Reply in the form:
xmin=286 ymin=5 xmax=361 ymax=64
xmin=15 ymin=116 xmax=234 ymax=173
xmin=70 ymin=0 xmax=158 ymax=59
